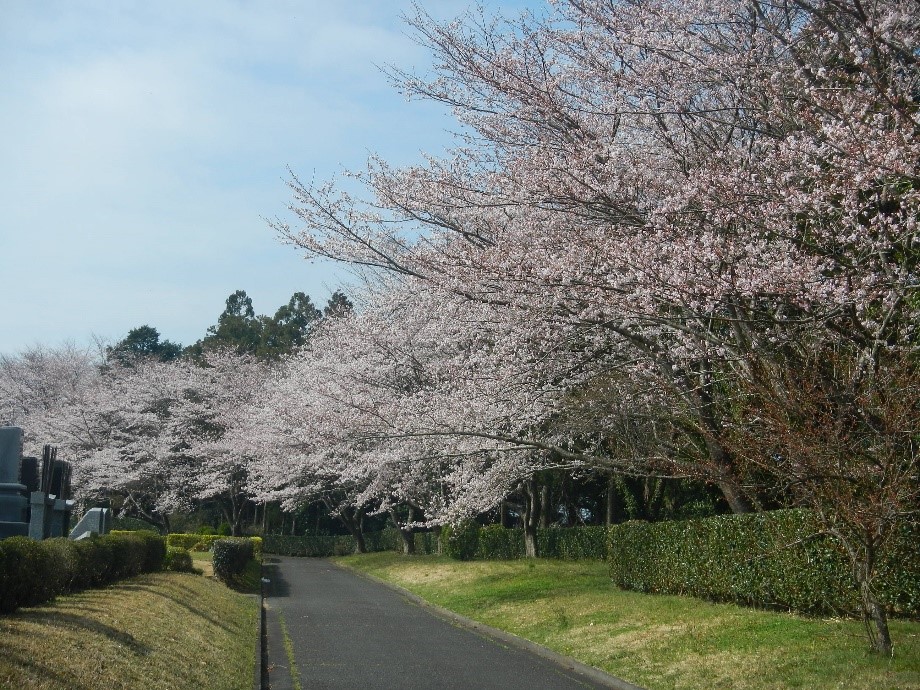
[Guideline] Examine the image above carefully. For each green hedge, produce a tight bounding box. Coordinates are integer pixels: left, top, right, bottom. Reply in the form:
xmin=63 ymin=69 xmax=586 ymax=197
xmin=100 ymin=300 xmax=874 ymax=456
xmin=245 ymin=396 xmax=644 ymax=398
xmin=474 ymin=525 xmax=521 ymax=559
xmin=442 ymin=521 xmax=480 ymax=560
xmin=166 ymin=533 xmax=222 ymax=552
xmin=538 ymin=526 xmax=608 ymax=560
xmin=164 ymin=546 xmax=196 ymax=573
xmin=0 ymin=531 xmax=166 ymax=614
xmin=166 ymin=533 xmax=262 ymax=559
xmin=263 ymin=534 xmax=358 ymax=557
xmin=263 ymin=530 xmax=406 ymax=557
xmin=212 ymin=538 xmax=254 ymax=582
xmin=608 ymin=509 xmax=920 ymax=619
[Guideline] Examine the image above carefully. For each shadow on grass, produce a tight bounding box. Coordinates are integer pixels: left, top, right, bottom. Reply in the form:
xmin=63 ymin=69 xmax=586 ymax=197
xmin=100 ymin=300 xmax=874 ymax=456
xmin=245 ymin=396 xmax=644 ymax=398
xmin=0 ymin=643 xmax=96 ymax=690
xmin=115 ymin=583 xmax=235 ymax=634
xmin=10 ymin=609 xmax=150 ymax=656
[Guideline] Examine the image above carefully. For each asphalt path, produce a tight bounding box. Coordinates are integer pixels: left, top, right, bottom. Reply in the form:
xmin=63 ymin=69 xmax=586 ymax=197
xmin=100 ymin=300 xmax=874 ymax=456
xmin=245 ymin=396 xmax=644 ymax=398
xmin=262 ymin=556 xmax=631 ymax=690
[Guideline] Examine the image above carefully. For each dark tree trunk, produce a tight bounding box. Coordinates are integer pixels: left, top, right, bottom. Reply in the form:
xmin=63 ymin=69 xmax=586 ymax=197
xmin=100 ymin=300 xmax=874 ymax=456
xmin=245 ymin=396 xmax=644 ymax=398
xmin=606 ymin=476 xmax=616 ymax=526
xmin=326 ymin=500 xmax=367 ymax=553
xmin=390 ymin=509 xmax=416 ymax=555
xmin=500 ymin=500 xmax=510 ymax=528
xmin=523 ymin=478 xmax=541 ymax=558
xmin=842 ymin=533 xmax=894 ymax=657
xmin=539 ymin=484 xmax=550 ymax=528
xmin=715 ymin=474 xmax=755 ymax=515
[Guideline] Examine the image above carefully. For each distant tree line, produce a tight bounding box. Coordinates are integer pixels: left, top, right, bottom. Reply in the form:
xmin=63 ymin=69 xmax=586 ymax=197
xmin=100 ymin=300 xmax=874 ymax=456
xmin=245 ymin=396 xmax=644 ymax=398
xmin=107 ymin=288 xmax=353 ymax=364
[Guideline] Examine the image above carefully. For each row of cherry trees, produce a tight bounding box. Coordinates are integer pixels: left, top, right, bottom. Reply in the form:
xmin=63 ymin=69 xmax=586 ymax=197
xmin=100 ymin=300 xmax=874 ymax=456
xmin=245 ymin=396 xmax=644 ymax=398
xmin=0 ymin=0 xmax=915 ymax=655
xmin=262 ymin=0 xmax=918 ymax=655
xmin=0 ymin=344 xmax=270 ymax=536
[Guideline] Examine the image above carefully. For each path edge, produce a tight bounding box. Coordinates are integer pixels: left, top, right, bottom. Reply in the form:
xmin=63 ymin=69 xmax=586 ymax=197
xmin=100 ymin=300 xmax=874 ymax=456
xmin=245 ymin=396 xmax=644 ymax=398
xmin=254 ymin=561 xmax=265 ymax=690
xmin=329 ymin=559 xmax=645 ymax=690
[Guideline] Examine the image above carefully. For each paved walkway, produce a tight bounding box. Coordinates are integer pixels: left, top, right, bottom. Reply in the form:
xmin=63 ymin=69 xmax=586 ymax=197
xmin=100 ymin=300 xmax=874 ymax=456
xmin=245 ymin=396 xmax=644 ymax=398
xmin=262 ymin=556 xmax=627 ymax=689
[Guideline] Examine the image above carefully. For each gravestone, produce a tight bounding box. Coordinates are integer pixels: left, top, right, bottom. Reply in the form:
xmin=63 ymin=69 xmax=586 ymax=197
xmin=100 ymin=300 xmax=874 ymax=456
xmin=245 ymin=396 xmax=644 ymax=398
xmin=69 ymin=507 xmax=111 ymax=540
xmin=0 ymin=427 xmax=29 ymax=538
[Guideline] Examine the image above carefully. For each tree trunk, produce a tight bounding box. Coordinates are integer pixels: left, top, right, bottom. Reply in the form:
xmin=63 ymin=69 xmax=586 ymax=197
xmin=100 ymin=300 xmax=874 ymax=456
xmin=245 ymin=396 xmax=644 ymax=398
xmin=390 ymin=509 xmax=415 ymax=555
xmin=500 ymin=500 xmax=510 ymax=528
xmin=539 ymin=484 xmax=550 ymax=528
xmin=523 ymin=478 xmax=541 ymax=558
xmin=846 ymin=537 xmax=894 ymax=657
xmin=716 ymin=475 xmax=755 ymax=515
xmin=341 ymin=508 xmax=367 ymax=554
xmin=860 ymin=577 xmax=893 ymax=656
xmin=606 ymin=476 xmax=616 ymax=526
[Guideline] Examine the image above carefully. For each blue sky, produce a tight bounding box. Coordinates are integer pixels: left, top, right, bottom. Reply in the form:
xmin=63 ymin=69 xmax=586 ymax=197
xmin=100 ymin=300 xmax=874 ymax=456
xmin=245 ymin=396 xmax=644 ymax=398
xmin=0 ymin=1 xmax=543 ymax=354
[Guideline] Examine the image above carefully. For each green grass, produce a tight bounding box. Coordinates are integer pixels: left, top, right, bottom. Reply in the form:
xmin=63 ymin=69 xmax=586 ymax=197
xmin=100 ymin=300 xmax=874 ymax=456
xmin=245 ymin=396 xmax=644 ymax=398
xmin=334 ymin=552 xmax=920 ymax=690
xmin=0 ymin=571 xmax=258 ymax=690
xmin=277 ymin=610 xmax=303 ymax=690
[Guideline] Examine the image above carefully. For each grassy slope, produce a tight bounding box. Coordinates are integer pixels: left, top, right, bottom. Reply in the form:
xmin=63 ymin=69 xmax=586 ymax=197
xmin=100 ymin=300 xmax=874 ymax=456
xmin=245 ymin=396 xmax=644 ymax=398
xmin=335 ymin=552 xmax=920 ymax=690
xmin=0 ymin=571 xmax=258 ymax=690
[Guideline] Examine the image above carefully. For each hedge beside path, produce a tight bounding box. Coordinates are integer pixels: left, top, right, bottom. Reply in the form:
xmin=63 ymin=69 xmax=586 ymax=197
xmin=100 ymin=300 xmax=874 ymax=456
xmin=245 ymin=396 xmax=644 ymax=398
xmin=0 ymin=531 xmax=166 ymax=614
xmin=608 ymin=509 xmax=920 ymax=619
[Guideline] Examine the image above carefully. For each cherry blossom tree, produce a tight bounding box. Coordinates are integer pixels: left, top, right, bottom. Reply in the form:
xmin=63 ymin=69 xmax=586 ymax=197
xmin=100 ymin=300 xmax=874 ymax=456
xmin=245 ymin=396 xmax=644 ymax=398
xmin=271 ymin=0 xmax=918 ymax=652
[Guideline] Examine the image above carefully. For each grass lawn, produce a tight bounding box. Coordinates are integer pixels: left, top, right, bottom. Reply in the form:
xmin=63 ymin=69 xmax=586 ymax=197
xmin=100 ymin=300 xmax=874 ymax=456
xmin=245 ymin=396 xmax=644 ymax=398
xmin=0 ymin=571 xmax=258 ymax=690
xmin=335 ymin=552 xmax=920 ymax=690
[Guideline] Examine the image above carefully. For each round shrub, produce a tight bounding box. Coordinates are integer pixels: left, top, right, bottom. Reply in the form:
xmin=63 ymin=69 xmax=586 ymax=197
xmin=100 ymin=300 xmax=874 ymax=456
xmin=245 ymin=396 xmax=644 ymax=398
xmin=164 ymin=546 xmax=195 ymax=573
xmin=212 ymin=538 xmax=254 ymax=582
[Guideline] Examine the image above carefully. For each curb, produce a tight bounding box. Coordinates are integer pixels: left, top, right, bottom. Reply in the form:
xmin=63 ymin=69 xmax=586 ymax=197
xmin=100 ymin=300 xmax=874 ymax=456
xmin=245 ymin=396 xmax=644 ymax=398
xmin=254 ymin=562 xmax=265 ymax=690
xmin=330 ymin=560 xmax=645 ymax=690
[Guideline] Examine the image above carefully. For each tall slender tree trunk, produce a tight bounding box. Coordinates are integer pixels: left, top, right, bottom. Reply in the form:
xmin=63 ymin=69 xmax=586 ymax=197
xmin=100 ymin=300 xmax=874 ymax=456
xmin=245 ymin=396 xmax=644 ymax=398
xmin=606 ymin=476 xmax=616 ymax=526
xmin=341 ymin=507 xmax=367 ymax=554
xmin=390 ymin=509 xmax=415 ymax=555
xmin=523 ymin=478 xmax=541 ymax=558
xmin=539 ymin=484 xmax=550 ymax=528
xmin=841 ymin=533 xmax=894 ymax=656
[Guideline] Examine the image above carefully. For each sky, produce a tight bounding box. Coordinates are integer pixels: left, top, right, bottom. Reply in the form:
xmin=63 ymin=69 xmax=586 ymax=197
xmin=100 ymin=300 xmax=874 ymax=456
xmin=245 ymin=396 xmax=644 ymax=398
xmin=0 ymin=0 xmax=543 ymax=355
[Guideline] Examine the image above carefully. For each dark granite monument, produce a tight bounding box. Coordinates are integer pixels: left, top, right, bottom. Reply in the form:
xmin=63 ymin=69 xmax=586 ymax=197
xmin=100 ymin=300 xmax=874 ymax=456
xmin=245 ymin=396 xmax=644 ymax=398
xmin=0 ymin=427 xmax=29 ymax=538
xmin=0 ymin=427 xmax=86 ymax=541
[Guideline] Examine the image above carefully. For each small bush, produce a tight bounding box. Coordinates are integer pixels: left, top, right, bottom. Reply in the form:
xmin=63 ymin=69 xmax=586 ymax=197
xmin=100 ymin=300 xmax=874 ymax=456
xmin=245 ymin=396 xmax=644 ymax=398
xmin=212 ymin=538 xmax=254 ymax=582
xmin=164 ymin=546 xmax=196 ymax=573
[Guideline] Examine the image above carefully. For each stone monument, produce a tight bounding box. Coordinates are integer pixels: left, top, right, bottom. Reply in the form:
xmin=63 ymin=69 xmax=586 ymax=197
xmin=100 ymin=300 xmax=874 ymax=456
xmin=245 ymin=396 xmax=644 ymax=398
xmin=0 ymin=427 xmax=29 ymax=538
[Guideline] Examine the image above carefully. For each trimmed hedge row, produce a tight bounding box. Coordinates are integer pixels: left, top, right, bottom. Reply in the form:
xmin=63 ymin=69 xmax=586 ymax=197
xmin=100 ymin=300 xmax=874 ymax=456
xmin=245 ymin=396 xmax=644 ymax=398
xmin=166 ymin=533 xmax=263 ymax=559
xmin=263 ymin=529 xmax=443 ymax=557
xmin=471 ymin=525 xmax=608 ymax=561
xmin=0 ymin=531 xmax=166 ymax=613
xmin=607 ymin=509 xmax=920 ymax=619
